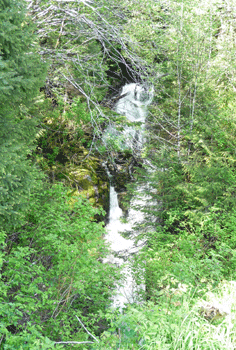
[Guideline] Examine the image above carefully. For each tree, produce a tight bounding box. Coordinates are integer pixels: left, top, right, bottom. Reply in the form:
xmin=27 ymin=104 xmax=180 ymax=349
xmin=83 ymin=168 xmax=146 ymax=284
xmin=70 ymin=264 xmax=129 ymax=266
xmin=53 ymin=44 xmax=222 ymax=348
xmin=123 ymin=0 xmax=236 ymax=298
xmin=0 ymin=0 xmax=45 ymax=105
xmin=0 ymin=0 xmax=46 ymax=229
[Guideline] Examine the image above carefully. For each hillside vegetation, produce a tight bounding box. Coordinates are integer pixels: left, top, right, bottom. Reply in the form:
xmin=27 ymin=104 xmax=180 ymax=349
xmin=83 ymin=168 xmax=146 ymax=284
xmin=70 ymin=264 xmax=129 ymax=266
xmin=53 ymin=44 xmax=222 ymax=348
xmin=1 ymin=0 xmax=236 ymax=348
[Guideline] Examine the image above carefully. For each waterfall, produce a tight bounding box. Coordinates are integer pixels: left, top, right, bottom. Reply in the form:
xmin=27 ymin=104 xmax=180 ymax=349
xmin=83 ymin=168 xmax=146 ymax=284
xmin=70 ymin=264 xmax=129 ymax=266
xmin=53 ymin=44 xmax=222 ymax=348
xmin=115 ymin=83 xmax=153 ymax=122
xmin=105 ymin=187 xmax=138 ymax=310
xmin=105 ymin=83 xmax=153 ymax=310
xmin=103 ymin=84 xmax=153 ymax=152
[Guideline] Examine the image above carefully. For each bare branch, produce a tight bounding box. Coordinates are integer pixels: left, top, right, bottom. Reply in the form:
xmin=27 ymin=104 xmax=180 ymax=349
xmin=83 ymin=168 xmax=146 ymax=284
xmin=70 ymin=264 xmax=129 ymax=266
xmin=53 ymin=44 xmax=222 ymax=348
xmin=75 ymin=315 xmax=99 ymax=342
xmin=55 ymin=340 xmax=94 ymax=345
xmin=53 ymin=315 xmax=99 ymax=345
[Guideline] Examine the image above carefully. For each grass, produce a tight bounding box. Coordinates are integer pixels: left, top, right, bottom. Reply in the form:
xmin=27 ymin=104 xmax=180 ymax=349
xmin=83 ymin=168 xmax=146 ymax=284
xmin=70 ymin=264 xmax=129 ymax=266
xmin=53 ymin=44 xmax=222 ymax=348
xmin=95 ymin=280 xmax=236 ymax=349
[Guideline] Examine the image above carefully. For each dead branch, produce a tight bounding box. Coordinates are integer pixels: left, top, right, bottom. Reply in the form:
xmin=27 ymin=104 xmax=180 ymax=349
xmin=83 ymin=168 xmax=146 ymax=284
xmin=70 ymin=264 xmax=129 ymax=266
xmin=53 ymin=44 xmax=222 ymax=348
xmin=75 ymin=315 xmax=99 ymax=342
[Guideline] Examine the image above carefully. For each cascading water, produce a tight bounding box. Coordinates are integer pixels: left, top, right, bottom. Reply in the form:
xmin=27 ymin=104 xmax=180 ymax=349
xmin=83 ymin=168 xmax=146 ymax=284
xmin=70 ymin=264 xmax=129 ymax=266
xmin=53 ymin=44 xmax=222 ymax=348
xmin=105 ymin=83 xmax=153 ymax=310
xmin=103 ymin=84 xmax=153 ymax=152
xmin=115 ymin=83 xmax=153 ymax=121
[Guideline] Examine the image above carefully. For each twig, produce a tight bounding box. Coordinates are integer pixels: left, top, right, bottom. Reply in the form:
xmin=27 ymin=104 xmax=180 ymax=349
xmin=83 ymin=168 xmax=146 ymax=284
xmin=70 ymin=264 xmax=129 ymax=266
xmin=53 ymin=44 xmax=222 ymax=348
xmin=0 ymin=334 xmax=5 ymax=346
xmin=55 ymin=17 xmax=65 ymax=49
xmin=55 ymin=341 xmax=94 ymax=344
xmin=75 ymin=315 xmax=99 ymax=342
xmin=54 ymin=315 xmax=99 ymax=345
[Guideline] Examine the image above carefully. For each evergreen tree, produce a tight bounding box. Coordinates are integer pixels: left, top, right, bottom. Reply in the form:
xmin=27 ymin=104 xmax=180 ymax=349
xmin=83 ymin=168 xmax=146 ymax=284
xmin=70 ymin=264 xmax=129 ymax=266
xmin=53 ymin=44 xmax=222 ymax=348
xmin=0 ymin=0 xmax=44 ymax=105
xmin=0 ymin=0 xmax=46 ymax=229
xmin=124 ymin=0 xmax=236 ymax=297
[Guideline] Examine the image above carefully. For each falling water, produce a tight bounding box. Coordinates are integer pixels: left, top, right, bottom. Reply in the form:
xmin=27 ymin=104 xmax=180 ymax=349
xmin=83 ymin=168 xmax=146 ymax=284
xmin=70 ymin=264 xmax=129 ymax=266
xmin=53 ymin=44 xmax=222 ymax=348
xmin=115 ymin=83 xmax=153 ymax=122
xmin=103 ymin=84 xmax=153 ymax=152
xmin=105 ymin=83 xmax=153 ymax=310
xmin=105 ymin=186 xmax=138 ymax=309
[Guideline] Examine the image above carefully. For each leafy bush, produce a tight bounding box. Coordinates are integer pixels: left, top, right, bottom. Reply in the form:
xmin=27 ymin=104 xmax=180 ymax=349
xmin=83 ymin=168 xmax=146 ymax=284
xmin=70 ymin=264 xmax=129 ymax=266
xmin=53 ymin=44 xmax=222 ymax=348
xmin=0 ymin=184 xmax=119 ymax=348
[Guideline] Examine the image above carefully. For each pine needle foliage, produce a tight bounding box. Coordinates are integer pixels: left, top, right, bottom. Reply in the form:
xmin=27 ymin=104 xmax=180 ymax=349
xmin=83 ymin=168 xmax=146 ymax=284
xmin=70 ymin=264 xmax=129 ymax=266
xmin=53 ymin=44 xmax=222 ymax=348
xmin=0 ymin=0 xmax=46 ymax=229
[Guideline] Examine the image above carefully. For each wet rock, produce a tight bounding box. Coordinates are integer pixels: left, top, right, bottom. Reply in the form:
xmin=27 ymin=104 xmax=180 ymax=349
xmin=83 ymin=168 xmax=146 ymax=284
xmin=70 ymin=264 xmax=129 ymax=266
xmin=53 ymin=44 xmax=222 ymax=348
xmin=65 ymin=161 xmax=110 ymax=219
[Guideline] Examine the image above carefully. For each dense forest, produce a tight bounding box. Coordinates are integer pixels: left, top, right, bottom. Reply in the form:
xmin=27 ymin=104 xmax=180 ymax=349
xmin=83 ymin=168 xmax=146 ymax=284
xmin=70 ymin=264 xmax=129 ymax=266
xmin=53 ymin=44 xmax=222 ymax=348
xmin=1 ymin=0 xmax=236 ymax=348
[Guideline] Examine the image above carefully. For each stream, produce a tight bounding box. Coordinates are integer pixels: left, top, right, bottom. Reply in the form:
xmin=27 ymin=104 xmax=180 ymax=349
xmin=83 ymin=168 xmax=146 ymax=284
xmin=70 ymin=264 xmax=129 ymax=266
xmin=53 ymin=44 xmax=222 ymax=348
xmin=104 ymin=83 xmax=153 ymax=310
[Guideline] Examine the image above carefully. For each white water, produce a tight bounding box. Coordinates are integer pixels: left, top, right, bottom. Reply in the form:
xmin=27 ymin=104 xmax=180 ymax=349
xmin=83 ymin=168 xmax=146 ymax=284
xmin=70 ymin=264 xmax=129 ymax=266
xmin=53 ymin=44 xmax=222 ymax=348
xmin=115 ymin=83 xmax=153 ymax=122
xmin=105 ymin=83 xmax=153 ymax=310
xmin=105 ymin=187 xmax=139 ymax=309
xmin=103 ymin=84 xmax=153 ymax=151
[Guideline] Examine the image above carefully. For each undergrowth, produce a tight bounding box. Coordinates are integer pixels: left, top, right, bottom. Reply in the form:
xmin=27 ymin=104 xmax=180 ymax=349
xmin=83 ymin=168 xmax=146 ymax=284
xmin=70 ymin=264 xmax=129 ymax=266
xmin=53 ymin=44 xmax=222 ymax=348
xmin=93 ymin=280 xmax=236 ymax=349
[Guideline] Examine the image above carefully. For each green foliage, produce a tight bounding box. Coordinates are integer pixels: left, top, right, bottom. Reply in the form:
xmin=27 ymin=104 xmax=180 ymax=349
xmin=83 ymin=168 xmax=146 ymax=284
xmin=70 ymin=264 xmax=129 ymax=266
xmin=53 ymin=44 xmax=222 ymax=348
xmin=33 ymin=96 xmax=93 ymax=169
xmin=0 ymin=0 xmax=46 ymax=229
xmin=0 ymin=0 xmax=45 ymax=106
xmin=1 ymin=184 xmax=119 ymax=348
xmin=131 ymin=96 xmax=236 ymax=298
xmin=0 ymin=114 xmax=45 ymax=229
xmin=122 ymin=0 xmax=236 ymax=307
xmin=94 ymin=281 xmax=236 ymax=349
